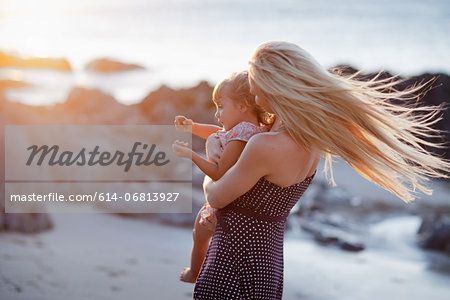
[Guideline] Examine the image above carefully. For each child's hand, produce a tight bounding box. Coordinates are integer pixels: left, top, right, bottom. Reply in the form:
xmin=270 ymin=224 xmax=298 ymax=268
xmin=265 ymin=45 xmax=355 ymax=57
xmin=172 ymin=140 xmax=192 ymax=159
xmin=203 ymin=213 xmax=217 ymax=233
xmin=174 ymin=115 xmax=193 ymax=132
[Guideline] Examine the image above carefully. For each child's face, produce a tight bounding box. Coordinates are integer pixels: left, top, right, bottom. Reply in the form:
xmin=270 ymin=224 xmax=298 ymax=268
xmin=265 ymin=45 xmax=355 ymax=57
xmin=214 ymin=90 xmax=243 ymax=131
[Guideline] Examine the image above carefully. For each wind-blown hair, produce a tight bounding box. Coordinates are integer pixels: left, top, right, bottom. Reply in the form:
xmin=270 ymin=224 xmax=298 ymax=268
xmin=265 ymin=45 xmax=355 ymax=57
xmin=249 ymin=41 xmax=450 ymax=202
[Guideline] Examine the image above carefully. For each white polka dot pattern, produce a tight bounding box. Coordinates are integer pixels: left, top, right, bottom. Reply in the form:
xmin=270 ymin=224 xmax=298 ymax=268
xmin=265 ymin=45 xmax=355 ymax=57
xmin=193 ymin=173 xmax=315 ymax=299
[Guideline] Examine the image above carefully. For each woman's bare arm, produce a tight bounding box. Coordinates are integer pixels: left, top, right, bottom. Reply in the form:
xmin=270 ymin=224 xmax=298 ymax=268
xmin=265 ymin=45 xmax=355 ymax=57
xmin=203 ymin=134 xmax=272 ymax=209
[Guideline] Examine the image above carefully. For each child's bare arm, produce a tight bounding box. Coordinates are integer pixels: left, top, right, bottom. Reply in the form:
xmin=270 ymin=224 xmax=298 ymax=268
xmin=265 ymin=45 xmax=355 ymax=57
xmin=192 ymin=122 xmax=222 ymax=139
xmin=192 ymin=141 xmax=246 ymax=181
xmin=174 ymin=115 xmax=221 ymax=139
xmin=172 ymin=140 xmax=246 ymax=181
xmin=172 ymin=141 xmax=222 ymax=178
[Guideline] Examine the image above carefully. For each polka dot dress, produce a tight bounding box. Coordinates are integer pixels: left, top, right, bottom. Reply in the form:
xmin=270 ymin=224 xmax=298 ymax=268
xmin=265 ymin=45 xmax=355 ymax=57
xmin=193 ymin=173 xmax=315 ymax=299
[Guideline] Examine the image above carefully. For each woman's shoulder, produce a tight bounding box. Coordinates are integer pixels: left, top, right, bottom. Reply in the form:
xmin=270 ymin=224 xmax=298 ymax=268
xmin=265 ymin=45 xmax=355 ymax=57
xmin=248 ymin=129 xmax=290 ymax=143
xmin=246 ymin=131 xmax=321 ymax=185
xmin=247 ymin=130 xmax=310 ymax=158
xmin=245 ymin=130 xmax=289 ymax=153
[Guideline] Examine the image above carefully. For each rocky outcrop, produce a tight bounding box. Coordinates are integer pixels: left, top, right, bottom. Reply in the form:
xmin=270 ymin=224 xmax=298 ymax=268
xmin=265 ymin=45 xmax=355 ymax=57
xmin=0 ymin=79 xmax=28 ymax=91
xmin=299 ymin=213 xmax=365 ymax=252
xmin=138 ymin=81 xmax=217 ymax=151
xmin=85 ymin=58 xmax=145 ymax=72
xmin=0 ymin=51 xmax=71 ymax=71
xmin=57 ymin=87 xmax=147 ymax=124
xmin=291 ymin=178 xmax=410 ymax=252
xmin=417 ymin=214 xmax=450 ymax=254
xmin=138 ymin=81 xmax=216 ymax=125
xmin=0 ymin=87 xmax=147 ymax=125
xmin=0 ymin=210 xmax=53 ymax=233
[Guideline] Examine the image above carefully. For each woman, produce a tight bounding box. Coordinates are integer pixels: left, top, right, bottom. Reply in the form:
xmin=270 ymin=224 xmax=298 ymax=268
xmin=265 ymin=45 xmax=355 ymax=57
xmin=193 ymin=41 xmax=450 ymax=299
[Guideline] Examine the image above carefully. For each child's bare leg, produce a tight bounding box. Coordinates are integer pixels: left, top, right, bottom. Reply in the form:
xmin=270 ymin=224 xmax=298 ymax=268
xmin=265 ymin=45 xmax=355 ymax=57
xmin=180 ymin=209 xmax=215 ymax=283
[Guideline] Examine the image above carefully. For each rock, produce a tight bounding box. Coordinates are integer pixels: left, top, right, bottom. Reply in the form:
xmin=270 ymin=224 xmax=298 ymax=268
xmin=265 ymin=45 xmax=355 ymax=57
xmin=0 ymin=179 xmax=52 ymax=233
xmin=300 ymin=212 xmax=366 ymax=252
xmin=0 ymin=201 xmax=53 ymax=233
xmin=138 ymin=81 xmax=216 ymax=151
xmin=55 ymin=87 xmax=147 ymax=124
xmin=0 ymin=51 xmax=71 ymax=71
xmin=417 ymin=214 xmax=450 ymax=254
xmin=296 ymin=179 xmax=407 ymax=224
xmin=138 ymin=81 xmax=216 ymax=126
xmin=0 ymin=79 xmax=29 ymax=91
xmin=85 ymin=58 xmax=144 ymax=72
xmin=296 ymin=180 xmax=358 ymax=214
xmin=315 ymin=183 xmax=355 ymax=208
xmin=64 ymin=87 xmax=120 ymax=114
xmin=340 ymin=240 xmax=365 ymax=252
xmin=1 ymin=213 xmax=53 ymax=233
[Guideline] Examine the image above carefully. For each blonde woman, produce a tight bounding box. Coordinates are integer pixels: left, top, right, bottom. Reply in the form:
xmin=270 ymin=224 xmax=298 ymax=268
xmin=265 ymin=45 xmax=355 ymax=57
xmin=193 ymin=41 xmax=450 ymax=299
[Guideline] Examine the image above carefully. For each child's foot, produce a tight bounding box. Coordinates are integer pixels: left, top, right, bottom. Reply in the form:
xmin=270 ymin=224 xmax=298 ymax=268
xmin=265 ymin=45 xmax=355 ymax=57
xmin=179 ymin=267 xmax=197 ymax=283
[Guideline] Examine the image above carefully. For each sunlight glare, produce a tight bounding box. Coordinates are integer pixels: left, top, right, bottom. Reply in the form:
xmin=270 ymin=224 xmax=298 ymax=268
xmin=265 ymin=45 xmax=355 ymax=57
xmin=1 ymin=0 xmax=94 ymax=16
xmin=8 ymin=69 xmax=25 ymax=81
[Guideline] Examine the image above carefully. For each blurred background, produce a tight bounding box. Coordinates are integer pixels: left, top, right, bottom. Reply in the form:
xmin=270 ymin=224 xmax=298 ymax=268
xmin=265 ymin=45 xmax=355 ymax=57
xmin=0 ymin=0 xmax=449 ymax=299
xmin=0 ymin=0 xmax=449 ymax=105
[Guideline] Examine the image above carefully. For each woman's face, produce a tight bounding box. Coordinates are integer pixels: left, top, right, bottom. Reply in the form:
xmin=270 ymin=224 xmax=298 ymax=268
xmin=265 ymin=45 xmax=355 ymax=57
xmin=249 ymin=77 xmax=274 ymax=114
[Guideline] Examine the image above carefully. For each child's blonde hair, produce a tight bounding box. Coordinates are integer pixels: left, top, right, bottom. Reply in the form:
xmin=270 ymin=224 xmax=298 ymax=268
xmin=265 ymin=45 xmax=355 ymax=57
xmin=213 ymin=71 xmax=273 ymax=126
xmin=249 ymin=41 xmax=450 ymax=203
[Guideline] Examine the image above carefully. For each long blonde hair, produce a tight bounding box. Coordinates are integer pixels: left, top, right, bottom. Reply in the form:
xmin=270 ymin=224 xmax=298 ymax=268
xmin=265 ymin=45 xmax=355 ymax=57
xmin=249 ymin=41 xmax=450 ymax=202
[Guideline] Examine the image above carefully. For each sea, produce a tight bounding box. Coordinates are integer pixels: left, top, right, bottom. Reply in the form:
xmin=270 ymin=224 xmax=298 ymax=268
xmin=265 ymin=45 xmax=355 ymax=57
xmin=0 ymin=0 xmax=449 ymax=105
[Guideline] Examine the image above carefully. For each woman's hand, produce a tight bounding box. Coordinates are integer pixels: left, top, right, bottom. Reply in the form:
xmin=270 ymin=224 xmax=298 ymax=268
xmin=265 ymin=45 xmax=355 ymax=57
xmin=174 ymin=115 xmax=193 ymax=132
xmin=205 ymin=134 xmax=222 ymax=164
xmin=172 ymin=140 xmax=192 ymax=159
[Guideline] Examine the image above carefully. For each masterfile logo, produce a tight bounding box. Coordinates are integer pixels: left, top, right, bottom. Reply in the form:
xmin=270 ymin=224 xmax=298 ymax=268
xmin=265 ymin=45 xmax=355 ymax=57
xmin=4 ymin=125 xmax=193 ymax=214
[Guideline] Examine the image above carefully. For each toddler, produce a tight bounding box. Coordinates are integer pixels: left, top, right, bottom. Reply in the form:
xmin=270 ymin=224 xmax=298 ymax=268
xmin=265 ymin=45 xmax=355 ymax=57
xmin=172 ymin=71 xmax=273 ymax=283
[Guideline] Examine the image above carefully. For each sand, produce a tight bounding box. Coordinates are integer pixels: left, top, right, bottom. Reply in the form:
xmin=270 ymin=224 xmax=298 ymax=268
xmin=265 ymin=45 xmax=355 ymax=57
xmin=1 ymin=210 xmax=450 ymax=300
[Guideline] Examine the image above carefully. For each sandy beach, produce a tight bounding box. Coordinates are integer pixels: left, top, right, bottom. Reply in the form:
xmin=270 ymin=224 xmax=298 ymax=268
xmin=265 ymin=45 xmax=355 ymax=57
xmin=1 ymin=208 xmax=450 ymax=300
xmin=1 ymin=212 xmax=195 ymax=300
